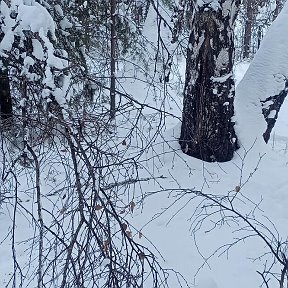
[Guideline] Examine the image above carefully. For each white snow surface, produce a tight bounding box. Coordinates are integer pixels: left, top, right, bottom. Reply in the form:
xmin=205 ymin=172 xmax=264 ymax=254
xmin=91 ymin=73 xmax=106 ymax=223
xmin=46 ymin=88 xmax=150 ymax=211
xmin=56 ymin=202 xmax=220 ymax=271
xmin=235 ymin=1 xmax=288 ymax=149
xmin=16 ymin=2 xmax=56 ymax=37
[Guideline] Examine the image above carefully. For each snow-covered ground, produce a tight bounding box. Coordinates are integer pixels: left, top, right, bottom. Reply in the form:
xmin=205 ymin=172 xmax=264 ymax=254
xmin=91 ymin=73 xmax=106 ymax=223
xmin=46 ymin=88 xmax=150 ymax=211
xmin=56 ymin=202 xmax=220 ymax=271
xmin=123 ymin=57 xmax=288 ymax=288
xmin=1 ymin=3 xmax=288 ymax=288
xmin=124 ymin=5 xmax=288 ymax=286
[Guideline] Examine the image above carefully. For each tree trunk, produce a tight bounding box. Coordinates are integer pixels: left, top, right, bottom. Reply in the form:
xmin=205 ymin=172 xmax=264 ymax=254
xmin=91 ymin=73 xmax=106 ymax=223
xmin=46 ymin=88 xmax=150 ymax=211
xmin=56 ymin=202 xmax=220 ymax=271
xmin=179 ymin=1 xmax=240 ymax=162
xmin=273 ymin=0 xmax=283 ymax=20
xmin=110 ymin=0 xmax=116 ymax=119
xmin=243 ymin=0 xmax=254 ymax=59
xmin=0 ymin=67 xmax=13 ymax=121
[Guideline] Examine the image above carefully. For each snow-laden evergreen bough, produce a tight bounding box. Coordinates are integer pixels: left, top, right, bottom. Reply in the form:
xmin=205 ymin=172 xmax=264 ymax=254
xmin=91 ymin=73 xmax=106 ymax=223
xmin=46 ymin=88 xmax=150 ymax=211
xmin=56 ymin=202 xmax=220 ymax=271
xmin=0 ymin=0 xmax=70 ymax=115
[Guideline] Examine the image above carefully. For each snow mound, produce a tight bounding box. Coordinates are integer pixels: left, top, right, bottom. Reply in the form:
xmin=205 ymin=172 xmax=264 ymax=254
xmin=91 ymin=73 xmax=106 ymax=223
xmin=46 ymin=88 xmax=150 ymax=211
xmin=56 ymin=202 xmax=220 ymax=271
xmin=235 ymin=1 xmax=288 ymax=149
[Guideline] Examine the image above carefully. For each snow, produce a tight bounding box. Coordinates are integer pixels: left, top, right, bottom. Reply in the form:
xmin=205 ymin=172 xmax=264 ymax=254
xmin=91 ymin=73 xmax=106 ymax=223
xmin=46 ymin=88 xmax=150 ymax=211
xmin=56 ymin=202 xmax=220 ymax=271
xmin=215 ymin=48 xmax=229 ymax=72
xmin=1 ymin=2 xmax=288 ymax=288
xmin=16 ymin=3 xmax=56 ymax=37
xmin=211 ymin=72 xmax=233 ymax=83
xmin=268 ymin=109 xmax=277 ymax=118
xmin=234 ymin=61 xmax=250 ymax=86
xmin=60 ymin=17 xmax=73 ymax=30
xmin=235 ymin=0 xmax=288 ymax=149
xmin=32 ymin=39 xmax=45 ymax=61
xmin=122 ymin=3 xmax=288 ymax=285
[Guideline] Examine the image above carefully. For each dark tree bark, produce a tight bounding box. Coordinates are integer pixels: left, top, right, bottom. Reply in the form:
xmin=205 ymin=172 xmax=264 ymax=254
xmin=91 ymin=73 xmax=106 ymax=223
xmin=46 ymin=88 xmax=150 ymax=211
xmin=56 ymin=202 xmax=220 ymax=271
xmin=110 ymin=0 xmax=116 ymax=119
xmin=262 ymin=80 xmax=288 ymax=143
xmin=179 ymin=0 xmax=240 ymax=162
xmin=0 ymin=67 xmax=13 ymax=121
xmin=273 ymin=0 xmax=284 ymax=20
xmin=257 ymin=27 xmax=262 ymax=49
xmin=243 ymin=0 xmax=254 ymax=59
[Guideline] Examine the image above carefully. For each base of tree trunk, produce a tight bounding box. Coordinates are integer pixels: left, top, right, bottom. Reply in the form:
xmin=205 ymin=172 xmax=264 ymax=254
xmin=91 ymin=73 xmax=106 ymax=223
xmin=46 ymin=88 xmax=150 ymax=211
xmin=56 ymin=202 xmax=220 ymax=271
xmin=179 ymin=4 xmax=240 ymax=163
xmin=179 ymin=134 xmax=238 ymax=163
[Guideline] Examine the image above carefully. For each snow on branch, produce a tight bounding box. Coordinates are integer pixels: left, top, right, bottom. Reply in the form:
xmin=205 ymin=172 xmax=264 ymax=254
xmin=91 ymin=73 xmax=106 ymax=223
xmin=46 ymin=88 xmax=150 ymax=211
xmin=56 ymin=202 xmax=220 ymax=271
xmin=0 ymin=0 xmax=69 ymax=109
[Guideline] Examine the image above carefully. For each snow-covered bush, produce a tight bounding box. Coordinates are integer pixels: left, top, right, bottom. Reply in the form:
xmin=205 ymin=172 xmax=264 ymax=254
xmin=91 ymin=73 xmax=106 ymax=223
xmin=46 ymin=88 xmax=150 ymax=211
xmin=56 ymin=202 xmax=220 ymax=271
xmin=0 ymin=0 xmax=69 ymax=109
